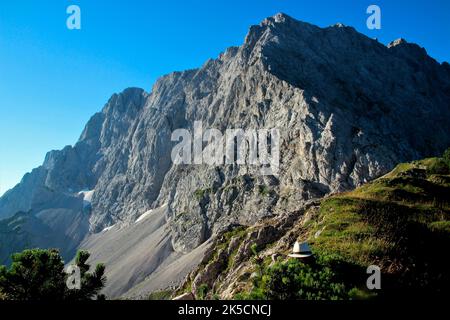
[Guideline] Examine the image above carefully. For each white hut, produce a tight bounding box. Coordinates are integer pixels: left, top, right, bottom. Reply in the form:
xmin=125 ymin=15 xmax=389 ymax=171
xmin=288 ymin=241 xmax=313 ymax=258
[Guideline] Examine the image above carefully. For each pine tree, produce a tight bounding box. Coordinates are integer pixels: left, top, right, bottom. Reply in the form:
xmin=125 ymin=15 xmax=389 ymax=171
xmin=0 ymin=248 xmax=106 ymax=300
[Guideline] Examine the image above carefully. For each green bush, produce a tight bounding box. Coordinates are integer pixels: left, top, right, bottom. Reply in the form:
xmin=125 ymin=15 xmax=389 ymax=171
xmin=194 ymin=188 xmax=212 ymax=201
xmin=237 ymin=254 xmax=362 ymax=300
xmin=0 ymin=248 xmax=106 ymax=300
xmin=443 ymin=148 xmax=450 ymax=166
xmin=148 ymin=290 xmax=173 ymax=300
xmin=258 ymin=185 xmax=270 ymax=196
xmin=426 ymin=148 xmax=450 ymax=174
xmin=263 ymin=259 xmax=347 ymax=300
xmin=197 ymin=283 xmax=209 ymax=300
xmin=427 ymin=159 xmax=449 ymax=175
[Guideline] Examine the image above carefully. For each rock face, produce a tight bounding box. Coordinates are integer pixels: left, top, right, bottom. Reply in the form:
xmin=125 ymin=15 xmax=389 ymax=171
xmin=0 ymin=13 xmax=449 ymax=296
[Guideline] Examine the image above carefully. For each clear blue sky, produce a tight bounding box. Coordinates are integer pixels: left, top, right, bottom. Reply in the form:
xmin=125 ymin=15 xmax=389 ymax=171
xmin=0 ymin=0 xmax=449 ymax=196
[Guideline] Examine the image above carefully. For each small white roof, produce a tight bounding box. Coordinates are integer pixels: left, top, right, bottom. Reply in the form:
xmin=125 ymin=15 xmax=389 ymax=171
xmin=289 ymin=241 xmax=313 ymax=258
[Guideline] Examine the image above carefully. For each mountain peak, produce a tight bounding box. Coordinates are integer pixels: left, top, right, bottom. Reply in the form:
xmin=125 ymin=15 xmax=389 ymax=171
xmin=388 ymin=38 xmax=408 ymax=48
xmin=387 ymin=37 xmax=429 ymax=61
xmin=269 ymin=12 xmax=294 ymax=24
xmin=260 ymin=12 xmax=318 ymax=29
xmin=331 ymin=22 xmax=346 ymax=28
xmin=242 ymin=14 xmax=319 ymax=54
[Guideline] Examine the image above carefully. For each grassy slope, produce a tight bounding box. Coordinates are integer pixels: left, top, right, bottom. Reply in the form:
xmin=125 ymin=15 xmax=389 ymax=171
xmin=306 ymin=157 xmax=450 ymax=296
xmin=176 ymin=153 xmax=450 ymax=300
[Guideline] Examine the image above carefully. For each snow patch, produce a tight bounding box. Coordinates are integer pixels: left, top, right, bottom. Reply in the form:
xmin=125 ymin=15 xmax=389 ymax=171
xmin=78 ymin=190 xmax=95 ymax=203
xmin=135 ymin=209 xmax=153 ymax=223
xmin=135 ymin=203 xmax=167 ymax=224
xmin=102 ymin=225 xmax=115 ymax=233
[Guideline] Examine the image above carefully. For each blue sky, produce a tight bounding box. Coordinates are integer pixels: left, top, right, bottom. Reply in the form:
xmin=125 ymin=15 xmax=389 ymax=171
xmin=0 ymin=0 xmax=449 ymax=196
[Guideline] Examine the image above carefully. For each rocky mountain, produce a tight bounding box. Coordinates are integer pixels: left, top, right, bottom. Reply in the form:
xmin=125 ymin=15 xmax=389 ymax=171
xmin=0 ymin=13 xmax=449 ymax=297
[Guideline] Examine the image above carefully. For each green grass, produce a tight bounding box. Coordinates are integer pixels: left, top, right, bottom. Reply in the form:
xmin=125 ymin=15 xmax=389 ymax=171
xmin=193 ymin=225 xmax=249 ymax=294
xmin=258 ymin=185 xmax=270 ymax=197
xmin=305 ymin=150 xmax=450 ymax=295
xmin=214 ymin=226 xmax=248 ymax=264
xmin=148 ymin=290 xmax=173 ymax=300
xmin=428 ymin=220 xmax=450 ymax=233
xmin=184 ymin=149 xmax=450 ymax=299
xmin=235 ymin=255 xmax=367 ymax=300
xmin=194 ymin=188 xmax=213 ymax=201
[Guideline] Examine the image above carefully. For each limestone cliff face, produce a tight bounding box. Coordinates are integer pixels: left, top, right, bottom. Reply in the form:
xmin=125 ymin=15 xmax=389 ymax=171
xmin=1 ymin=13 xmax=449 ymax=277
